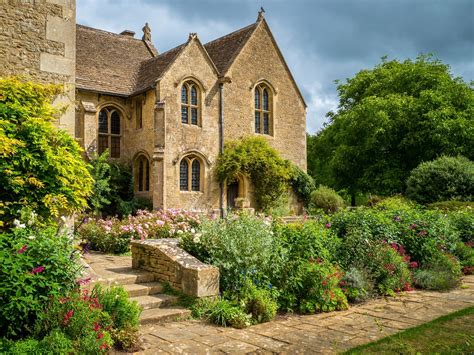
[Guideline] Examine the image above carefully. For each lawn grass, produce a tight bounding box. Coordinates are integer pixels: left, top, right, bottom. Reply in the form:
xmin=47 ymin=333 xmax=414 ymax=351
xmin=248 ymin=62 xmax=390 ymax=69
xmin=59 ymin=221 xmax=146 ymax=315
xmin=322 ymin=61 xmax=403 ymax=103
xmin=345 ymin=306 xmax=474 ymax=354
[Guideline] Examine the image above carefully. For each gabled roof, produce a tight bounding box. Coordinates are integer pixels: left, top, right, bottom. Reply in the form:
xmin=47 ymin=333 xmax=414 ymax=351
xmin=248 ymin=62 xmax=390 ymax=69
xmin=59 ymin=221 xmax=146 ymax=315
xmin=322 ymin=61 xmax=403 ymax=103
xmin=204 ymin=23 xmax=258 ymax=74
xmin=76 ymin=24 xmax=156 ymax=96
xmin=75 ymin=19 xmax=306 ymax=107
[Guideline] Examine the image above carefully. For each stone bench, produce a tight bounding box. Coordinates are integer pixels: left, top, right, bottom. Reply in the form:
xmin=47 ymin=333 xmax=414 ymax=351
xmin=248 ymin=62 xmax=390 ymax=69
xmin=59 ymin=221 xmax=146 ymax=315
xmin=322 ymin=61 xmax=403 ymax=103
xmin=131 ymin=238 xmax=219 ymax=297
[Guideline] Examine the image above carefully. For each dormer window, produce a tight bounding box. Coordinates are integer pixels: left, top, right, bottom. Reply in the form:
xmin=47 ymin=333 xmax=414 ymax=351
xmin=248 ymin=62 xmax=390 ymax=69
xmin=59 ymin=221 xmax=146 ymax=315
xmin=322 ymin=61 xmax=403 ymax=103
xmin=255 ymin=84 xmax=272 ymax=135
xmin=181 ymin=81 xmax=200 ymax=126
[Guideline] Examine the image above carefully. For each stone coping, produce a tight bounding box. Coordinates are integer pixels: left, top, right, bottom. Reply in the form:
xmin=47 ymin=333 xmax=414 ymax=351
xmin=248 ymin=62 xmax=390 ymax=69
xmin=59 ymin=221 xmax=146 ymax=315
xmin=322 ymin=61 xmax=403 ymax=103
xmin=131 ymin=238 xmax=219 ymax=297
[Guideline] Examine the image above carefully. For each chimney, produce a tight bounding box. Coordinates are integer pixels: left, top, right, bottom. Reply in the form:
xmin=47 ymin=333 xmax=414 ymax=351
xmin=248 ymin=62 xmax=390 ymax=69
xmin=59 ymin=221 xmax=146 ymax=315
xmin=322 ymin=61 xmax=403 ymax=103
xmin=120 ymin=30 xmax=135 ymax=37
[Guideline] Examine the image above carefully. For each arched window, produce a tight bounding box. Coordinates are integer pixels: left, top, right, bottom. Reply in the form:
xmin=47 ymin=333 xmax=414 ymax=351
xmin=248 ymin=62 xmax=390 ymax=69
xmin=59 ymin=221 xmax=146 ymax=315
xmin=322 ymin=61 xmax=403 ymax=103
xmin=179 ymin=155 xmax=202 ymax=192
xmin=181 ymin=81 xmax=200 ymax=125
xmin=135 ymin=155 xmax=150 ymax=192
xmin=98 ymin=107 xmax=121 ymax=158
xmin=254 ymin=84 xmax=272 ymax=135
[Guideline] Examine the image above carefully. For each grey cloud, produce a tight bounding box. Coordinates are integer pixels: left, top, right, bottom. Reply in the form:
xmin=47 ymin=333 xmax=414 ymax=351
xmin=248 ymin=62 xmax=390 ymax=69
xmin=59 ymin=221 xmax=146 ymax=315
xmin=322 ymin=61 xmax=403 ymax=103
xmin=77 ymin=0 xmax=474 ymax=133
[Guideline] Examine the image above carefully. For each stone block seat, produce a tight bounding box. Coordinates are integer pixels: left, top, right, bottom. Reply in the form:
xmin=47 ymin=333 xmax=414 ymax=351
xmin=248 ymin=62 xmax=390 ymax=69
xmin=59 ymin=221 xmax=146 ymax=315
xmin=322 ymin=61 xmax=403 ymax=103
xmin=130 ymin=238 xmax=219 ymax=298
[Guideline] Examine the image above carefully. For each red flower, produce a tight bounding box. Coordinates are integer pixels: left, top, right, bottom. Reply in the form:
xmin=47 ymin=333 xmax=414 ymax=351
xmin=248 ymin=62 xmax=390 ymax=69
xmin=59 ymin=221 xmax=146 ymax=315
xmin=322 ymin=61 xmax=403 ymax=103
xmin=99 ymin=344 xmax=108 ymax=351
xmin=97 ymin=332 xmax=104 ymax=339
xmin=63 ymin=310 xmax=74 ymax=325
xmin=340 ymin=280 xmax=346 ymax=286
xmin=409 ymin=261 xmax=418 ymax=268
xmin=322 ymin=280 xmax=327 ymax=286
xmin=30 ymin=266 xmax=45 ymax=274
xmin=17 ymin=245 xmax=28 ymax=254
xmin=403 ymin=282 xmax=413 ymax=291
xmin=93 ymin=322 xmax=101 ymax=332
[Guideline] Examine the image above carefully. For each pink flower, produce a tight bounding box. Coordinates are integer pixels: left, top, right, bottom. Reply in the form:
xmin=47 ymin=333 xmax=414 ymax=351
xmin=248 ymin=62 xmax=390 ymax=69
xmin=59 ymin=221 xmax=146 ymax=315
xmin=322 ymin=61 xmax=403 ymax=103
xmin=409 ymin=223 xmax=417 ymax=230
xmin=17 ymin=245 xmax=28 ymax=254
xmin=76 ymin=277 xmax=91 ymax=285
xmin=63 ymin=309 xmax=74 ymax=325
xmin=325 ymin=223 xmax=331 ymax=229
xmin=410 ymin=261 xmax=418 ymax=268
xmin=31 ymin=266 xmax=45 ymax=274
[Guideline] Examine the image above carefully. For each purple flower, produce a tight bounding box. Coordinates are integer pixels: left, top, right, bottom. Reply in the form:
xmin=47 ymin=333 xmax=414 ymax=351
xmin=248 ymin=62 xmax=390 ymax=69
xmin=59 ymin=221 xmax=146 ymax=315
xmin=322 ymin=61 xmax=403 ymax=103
xmin=31 ymin=266 xmax=45 ymax=274
xmin=325 ymin=223 xmax=331 ymax=229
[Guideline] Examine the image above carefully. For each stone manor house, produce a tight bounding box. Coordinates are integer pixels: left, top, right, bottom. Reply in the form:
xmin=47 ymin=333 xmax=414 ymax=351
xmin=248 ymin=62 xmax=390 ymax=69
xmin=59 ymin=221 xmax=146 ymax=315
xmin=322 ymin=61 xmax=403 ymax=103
xmin=0 ymin=1 xmax=307 ymax=213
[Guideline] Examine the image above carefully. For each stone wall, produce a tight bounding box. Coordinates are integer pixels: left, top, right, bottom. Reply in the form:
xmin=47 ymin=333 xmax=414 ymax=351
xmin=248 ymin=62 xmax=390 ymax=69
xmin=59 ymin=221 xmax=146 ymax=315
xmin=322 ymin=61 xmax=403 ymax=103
xmin=131 ymin=238 xmax=219 ymax=297
xmin=224 ymin=20 xmax=307 ymax=171
xmin=0 ymin=0 xmax=76 ymax=136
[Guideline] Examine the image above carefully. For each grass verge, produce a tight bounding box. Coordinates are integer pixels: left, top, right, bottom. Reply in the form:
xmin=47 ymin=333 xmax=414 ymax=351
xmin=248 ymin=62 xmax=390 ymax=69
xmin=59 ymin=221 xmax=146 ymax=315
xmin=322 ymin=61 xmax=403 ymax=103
xmin=345 ymin=306 xmax=474 ymax=354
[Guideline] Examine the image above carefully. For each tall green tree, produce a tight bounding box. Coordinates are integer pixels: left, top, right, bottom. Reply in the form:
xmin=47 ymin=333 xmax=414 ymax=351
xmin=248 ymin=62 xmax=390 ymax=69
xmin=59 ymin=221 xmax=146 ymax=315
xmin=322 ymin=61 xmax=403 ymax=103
xmin=308 ymin=55 xmax=474 ymax=200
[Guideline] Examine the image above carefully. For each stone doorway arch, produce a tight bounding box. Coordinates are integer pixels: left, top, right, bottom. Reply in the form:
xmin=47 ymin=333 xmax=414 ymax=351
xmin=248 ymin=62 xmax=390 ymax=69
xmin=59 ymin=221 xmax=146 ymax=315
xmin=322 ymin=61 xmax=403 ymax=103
xmin=226 ymin=174 xmax=250 ymax=209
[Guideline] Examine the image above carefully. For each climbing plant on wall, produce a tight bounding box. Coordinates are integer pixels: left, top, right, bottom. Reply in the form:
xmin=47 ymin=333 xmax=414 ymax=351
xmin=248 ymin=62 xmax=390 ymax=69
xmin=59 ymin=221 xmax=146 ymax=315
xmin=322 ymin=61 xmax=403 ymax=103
xmin=216 ymin=136 xmax=294 ymax=210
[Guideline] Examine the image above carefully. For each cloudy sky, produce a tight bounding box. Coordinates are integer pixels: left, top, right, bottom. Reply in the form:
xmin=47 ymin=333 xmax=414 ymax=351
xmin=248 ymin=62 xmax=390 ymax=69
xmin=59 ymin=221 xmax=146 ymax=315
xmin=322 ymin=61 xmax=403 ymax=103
xmin=77 ymin=0 xmax=474 ymax=133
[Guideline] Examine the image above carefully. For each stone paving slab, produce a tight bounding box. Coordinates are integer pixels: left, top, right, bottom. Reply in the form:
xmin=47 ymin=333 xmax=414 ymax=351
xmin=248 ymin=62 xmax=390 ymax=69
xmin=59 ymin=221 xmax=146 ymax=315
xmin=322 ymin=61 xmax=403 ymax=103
xmin=135 ymin=275 xmax=474 ymax=354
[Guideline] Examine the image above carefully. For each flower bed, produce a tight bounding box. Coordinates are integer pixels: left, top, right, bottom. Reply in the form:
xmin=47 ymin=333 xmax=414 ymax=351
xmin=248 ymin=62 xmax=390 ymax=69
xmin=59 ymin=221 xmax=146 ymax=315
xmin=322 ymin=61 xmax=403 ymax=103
xmin=77 ymin=209 xmax=201 ymax=254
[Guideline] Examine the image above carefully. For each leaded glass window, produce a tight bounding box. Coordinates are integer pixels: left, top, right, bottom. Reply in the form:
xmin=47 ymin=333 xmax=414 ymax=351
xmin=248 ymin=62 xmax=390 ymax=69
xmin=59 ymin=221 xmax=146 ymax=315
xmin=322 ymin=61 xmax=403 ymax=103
xmin=180 ymin=160 xmax=189 ymax=191
xmin=179 ymin=155 xmax=203 ymax=192
xmin=135 ymin=155 xmax=150 ymax=192
xmin=98 ymin=107 xmax=121 ymax=158
xmin=254 ymin=84 xmax=272 ymax=135
xmin=181 ymin=81 xmax=200 ymax=126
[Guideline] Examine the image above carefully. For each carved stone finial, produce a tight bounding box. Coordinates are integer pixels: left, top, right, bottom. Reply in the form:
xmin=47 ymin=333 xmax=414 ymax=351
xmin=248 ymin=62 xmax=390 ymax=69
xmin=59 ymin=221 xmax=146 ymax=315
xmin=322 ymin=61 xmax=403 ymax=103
xmin=188 ymin=32 xmax=198 ymax=41
xmin=142 ymin=22 xmax=151 ymax=41
xmin=257 ymin=7 xmax=265 ymax=21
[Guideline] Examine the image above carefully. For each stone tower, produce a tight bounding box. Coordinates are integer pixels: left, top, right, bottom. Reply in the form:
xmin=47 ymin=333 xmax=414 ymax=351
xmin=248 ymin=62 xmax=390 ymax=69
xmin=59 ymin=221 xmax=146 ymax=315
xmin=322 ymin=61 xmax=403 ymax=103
xmin=0 ymin=0 xmax=76 ymax=136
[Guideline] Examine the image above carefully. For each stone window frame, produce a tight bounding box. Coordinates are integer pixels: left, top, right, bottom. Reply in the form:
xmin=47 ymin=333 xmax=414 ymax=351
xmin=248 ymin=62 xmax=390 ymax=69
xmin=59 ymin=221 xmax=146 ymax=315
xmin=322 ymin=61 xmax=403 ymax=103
xmin=134 ymin=154 xmax=150 ymax=193
xmin=252 ymin=80 xmax=277 ymax=137
xmin=254 ymin=83 xmax=273 ymax=135
xmin=180 ymin=80 xmax=202 ymax=126
xmin=97 ymin=106 xmax=122 ymax=158
xmin=179 ymin=155 xmax=203 ymax=192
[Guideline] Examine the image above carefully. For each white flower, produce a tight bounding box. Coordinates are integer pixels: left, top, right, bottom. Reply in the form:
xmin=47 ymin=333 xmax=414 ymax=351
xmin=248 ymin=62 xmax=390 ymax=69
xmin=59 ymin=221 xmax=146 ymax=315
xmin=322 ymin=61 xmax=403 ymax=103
xmin=60 ymin=216 xmax=67 ymax=222
xmin=193 ymin=236 xmax=200 ymax=243
xmin=28 ymin=235 xmax=36 ymax=240
xmin=177 ymin=230 xmax=183 ymax=234
xmin=191 ymin=228 xmax=196 ymax=234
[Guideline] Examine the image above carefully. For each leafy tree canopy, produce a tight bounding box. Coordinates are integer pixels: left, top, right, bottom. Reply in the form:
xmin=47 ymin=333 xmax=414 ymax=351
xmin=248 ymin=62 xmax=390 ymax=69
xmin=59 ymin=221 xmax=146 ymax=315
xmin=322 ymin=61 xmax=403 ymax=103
xmin=0 ymin=77 xmax=93 ymax=227
xmin=308 ymin=55 xmax=474 ymax=197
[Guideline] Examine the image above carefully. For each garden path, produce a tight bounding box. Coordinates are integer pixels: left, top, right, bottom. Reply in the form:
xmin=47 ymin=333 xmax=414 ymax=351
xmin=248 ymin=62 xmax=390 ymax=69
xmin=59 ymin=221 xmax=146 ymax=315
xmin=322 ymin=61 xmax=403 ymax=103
xmin=137 ymin=275 xmax=474 ymax=354
xmin=84 ymin=254 xmax=474 ymax=354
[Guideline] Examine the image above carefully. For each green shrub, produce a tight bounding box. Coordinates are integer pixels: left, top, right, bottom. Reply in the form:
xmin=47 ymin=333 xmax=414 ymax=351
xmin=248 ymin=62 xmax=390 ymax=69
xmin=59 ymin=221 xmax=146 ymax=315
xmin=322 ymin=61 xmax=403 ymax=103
xmin=185 ymin=213 xmax=280 ymax=293
xmin=0 ymin=227 xmax=80 ymax=338
xmin=35 ymin=289 xmax=113 ymax=353
xmin=216 ymin=136 xmax=294 ymax=210
xmin=428 ymin=200 xmax=474 ymax=211
xmin=375 ymin=196 xmax=418 ymax=212
xmin=7 ymin=338 xmax=40 ymax=353
xmin=0 ymin=77 xmax=93 ymax=227
xmin=192 ymin=298 xmax=251 ymax=329
xmin=446 ymin=210 xmax=474 ymax=244
xmin=240 ymin=280 xmax=278 ymax=323
xmin=406 ymin=156 xmax=474 ymax=204
xmin=92 ymin=285 xmax=141 ymax=330
xmin=296 ymin=260 xmax=348 ymax=313
xmin=310 ymin=185 xmax=345 ymax=213
xmin=341 ymin=267 xmax=374 ymax=303
xmin=40 ymin=329 xmax=74 ymax=354
xmin=368 ymin=243 xmax=413 ymax=295
xmin=414 ymin=253 xmax=462 ymax=290
xmin=274 ymin=220 xmax=340 ymax=263
xmin=452 ymin=242 xmax=474 ymax=275
xmin=289 ymin=165 xmax=316 ymax=207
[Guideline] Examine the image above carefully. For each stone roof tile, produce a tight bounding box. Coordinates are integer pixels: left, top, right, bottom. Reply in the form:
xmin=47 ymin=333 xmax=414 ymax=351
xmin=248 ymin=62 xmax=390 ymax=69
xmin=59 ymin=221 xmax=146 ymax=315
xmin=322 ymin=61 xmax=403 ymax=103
xmin=76 ymin=24 xmax=155 ymax=96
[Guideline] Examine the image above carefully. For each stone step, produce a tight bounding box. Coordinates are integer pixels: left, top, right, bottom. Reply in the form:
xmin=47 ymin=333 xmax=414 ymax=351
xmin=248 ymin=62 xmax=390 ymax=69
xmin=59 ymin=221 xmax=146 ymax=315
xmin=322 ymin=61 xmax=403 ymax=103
xmin=140 ymin=307 xmax=192 ymax=325
xmin=123 ymin=282 xmax=164 ymax=297
xmin=90 ymin=268 xmax=157 ymax=287
xmin=133 ymin=294 xmax=179 ymax=310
